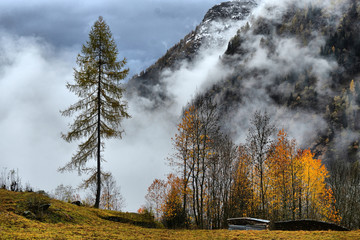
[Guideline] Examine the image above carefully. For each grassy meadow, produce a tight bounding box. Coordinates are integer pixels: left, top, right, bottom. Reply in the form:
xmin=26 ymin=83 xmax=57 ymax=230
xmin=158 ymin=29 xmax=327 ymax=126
xmin=0 ymin=189 xmax=359 ymax=240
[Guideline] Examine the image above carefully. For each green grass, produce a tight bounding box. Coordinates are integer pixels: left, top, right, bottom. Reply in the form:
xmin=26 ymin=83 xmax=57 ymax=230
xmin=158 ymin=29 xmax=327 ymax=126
xmin=0 ymin=189 xmax=359 ymax=239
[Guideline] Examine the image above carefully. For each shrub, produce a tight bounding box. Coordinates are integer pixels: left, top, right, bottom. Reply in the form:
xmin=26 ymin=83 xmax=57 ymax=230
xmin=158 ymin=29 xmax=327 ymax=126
xmin=17 ymin=193 xmax=51 ymax=220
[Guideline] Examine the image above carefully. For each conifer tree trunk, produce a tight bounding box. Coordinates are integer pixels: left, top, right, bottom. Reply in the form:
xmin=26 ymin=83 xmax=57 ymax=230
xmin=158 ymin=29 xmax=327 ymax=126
xmin=95 ymin=50 xmax=102 ymax=208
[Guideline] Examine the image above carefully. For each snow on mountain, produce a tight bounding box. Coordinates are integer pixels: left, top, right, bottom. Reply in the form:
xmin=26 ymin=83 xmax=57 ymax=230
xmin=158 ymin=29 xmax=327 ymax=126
xmin=126 ymin=0 xmax=257 ymax=104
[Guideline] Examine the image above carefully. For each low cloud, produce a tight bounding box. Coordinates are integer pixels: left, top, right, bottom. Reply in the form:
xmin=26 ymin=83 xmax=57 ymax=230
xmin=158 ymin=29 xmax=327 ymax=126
xmin=243 ymin=33 xmax=338 ymax=94
xmin=0 ymin=32 xmax=77 ymax=192
xmin=223 ymin=0 xmax=349 ymax=147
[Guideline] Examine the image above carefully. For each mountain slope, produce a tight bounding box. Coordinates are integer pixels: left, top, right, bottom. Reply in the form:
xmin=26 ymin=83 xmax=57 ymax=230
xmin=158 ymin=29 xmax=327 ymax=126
xmin=126 ymin=0 xmax=360 ymax=162
xmin=127 ymin=0 xmax=257 ymax=105
xmin=211 ymin=0 xmax=360 ymax=160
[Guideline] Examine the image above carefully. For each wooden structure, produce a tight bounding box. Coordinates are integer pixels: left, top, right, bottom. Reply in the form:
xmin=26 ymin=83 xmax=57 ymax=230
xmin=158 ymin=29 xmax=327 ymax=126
xmin=227 ymin=217 xmax=270 ymax=230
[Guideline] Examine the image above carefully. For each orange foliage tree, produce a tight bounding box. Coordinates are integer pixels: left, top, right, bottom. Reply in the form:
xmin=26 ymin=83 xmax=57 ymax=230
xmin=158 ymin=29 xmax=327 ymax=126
xmin=148 ymin=109 xmax=341 ymax=228
xmin=161 ymin=174 xmax=187 ymax=228
xmin=267 ymin=129 xmax=297 ymax=220
xmin=230 ymin=145 xmax=256 ymax=218
xmin=169 ymin=99 xmax=222 ymax=229
xmin=145 ymin=174 xmax=187 ymax=227
xmin=170 ymin=105 xmax=196 ymax=219
xmin=265 ymin=129 xmax=340 ymax=223
xmin=297 ymin=149 xmax=340 ymax=223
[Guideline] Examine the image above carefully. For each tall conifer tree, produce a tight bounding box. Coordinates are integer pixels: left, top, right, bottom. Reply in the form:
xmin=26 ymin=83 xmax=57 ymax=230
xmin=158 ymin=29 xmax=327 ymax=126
xmin=60 ymin=16 xmax=130 ymax=208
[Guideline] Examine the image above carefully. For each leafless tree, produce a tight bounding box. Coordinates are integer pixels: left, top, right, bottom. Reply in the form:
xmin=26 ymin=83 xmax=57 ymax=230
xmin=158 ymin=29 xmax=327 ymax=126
xmin=53 ymin=184 xmax=77 ymax=202
xmin=246 ymin=111 xmax=275 ymax=218
xmin=328 ymin=159 xmax=360 ymax=229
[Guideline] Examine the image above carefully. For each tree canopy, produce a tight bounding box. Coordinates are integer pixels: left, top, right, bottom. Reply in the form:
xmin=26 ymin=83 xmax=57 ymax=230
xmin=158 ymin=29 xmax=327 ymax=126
xmin=60 ymin=16 xmax=130 ymax=208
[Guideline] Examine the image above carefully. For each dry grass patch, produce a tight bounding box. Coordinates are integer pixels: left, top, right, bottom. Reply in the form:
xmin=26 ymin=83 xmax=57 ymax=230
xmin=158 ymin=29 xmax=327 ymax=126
xmin=1 ymin=189 xmax=359 ymax=239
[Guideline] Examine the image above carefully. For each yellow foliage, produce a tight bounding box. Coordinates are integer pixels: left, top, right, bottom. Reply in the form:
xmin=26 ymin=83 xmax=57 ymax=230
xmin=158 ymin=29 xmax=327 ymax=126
xmin=264 ymin=130 xmax=340 ymax=222
xmin=350 ymin=79 xmax=355 ymax=93
xmin=0 ymin=189 xmax=356 ymax=239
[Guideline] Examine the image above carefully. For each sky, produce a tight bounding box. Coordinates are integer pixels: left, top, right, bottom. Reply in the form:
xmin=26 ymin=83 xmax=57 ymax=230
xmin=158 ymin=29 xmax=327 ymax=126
xmin=0 ymin=0 xmax=224 ymax=77
xmin=0 ymin=0 xmax=227 ymax=211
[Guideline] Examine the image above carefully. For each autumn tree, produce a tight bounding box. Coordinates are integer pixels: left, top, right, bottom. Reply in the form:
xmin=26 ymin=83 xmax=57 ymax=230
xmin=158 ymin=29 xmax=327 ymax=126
xmin=146 ymin=178 xmax=167 ymax=220
xmin=162 ymin=174 xmax=186 ymax=229
xmin=170 ymin=96 xmax=220 ymax=229
xmin=297 ymin=149 xmax=339 ymax=223
xmin=167 ymin=95 xmax=243 ymax=229
xmin=206 ymin=133 xmax=237 ymax=229
xmin=246 ymin=111 xmax=275 ymax=218
xmin=267 ymin=129 xmax=298 ymax=220
xmin=170 ymin=104 xmax=202 ymax=227
xmin=60 ymin=16 xmax=130 ymax=208
xmin=229 ymin=144 xmax=255 ymax=219
xmin=145 ymin=174 xmax=187 ymax=227
xmin=170 ymin=105 xmax=196 ymax=220
xmin=189 ymin=96 xmax=219 ymax=229
xmin=266 ymin=129 xmax=339 ymax=223
xmin=160 ymin=106 xmax=341 ymax=228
